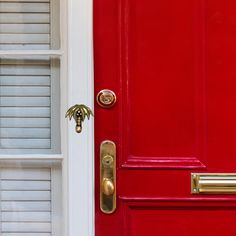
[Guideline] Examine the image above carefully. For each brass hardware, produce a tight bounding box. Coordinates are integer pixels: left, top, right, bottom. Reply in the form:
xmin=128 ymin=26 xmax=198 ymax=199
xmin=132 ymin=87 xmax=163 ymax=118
xmin=102 ymin=178 xmax=115 ymax=196
xmin=97 ymin=89 xmax=117 ymax=108
xmin=191 ymin=173 xmax=236 ymax=194
xmin=100 ymin=141 xmax=116 ymax=214
xmin=65 ymin=104 xmax=93 ymax=133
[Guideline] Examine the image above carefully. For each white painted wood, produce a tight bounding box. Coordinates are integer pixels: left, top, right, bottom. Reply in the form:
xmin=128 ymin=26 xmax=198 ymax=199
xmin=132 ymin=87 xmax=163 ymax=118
xmin=51 ymin=167 xmax=62 ymax=236
xmin=0 ymin=107 xmax=50 ymax=117
xmin=0 ymin=76 xmax=50 ymax=86
xmin=0 ymin=167 xmax=53 ymax=234
xmin=0 ymin=50 xmax=62 ymax=55
xmin=2 ymin=222 xmax=51 ymax=232
xmin=1 ymin=180 xmax=51 ymax=190
xmin=1 ymin=191 xmax=50 ymax=200
xmin=0 ymin=34 xmax=50 ymax=44
xmin=2 ymin=212 xmax=51 ymax=221
xmin=0 ymin=65 xmax=50 ymax=75
xmin=1 ymin=201 xmax=51 ymax=211
xmin=0 ymin=24 xmax=50 ymax=34
xmin=0 ymin=139 xmax=50 ymax=149
xmin=0 ymin=14 xmax=50 ymax=24
xmin=0 ymin=59 xmax=50 ymax=65
xmin=0 ymin=0 xmax=62 ymax=154
xmin=0 ymin=97 xmax=51 ymax=107
xmin=0 ymin=128 xmax=50 ymax=138
xmin=2 ymin=233 xmax=51 ymax=236
xmin=0 ymin=118 xmax=50 ymax=128
xmin=0 ymin=3 xmax=50 ymax=13
xmin=1 ymin=168 xmax=50 ymax=179
xmin=0 ymin=45 xmax=50 ymax=50
xmin=0 ymin=87 xmax=50 ymax=96
xmin=0 ymin=0 xmax=49 ymax=2
xmin=0 ymin=156 xmax=62 ymax=161
xmin=66 ymin=0 xmax=94 ymax=236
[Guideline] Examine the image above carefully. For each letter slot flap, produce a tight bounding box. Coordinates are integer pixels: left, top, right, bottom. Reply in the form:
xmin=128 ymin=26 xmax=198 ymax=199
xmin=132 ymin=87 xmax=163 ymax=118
xmin=191 ymin=173 xmax=236 ymax=194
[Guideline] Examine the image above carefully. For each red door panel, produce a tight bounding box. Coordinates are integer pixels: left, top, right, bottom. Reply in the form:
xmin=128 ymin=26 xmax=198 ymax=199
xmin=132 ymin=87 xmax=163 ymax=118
xmin=94 ymin=0 xmax=236 ymax=235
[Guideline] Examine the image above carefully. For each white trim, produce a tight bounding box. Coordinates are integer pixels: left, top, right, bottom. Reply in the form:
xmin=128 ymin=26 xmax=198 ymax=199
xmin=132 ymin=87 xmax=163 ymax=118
xmin=51 ymin=166 xmax=63 ymax=236
xmin=66 ymin=0 xmax=94 ymax=236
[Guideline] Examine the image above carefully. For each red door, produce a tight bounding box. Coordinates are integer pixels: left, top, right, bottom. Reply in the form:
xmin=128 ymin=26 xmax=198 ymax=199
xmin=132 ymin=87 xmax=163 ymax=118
xmin=94 ymin=0 xmax=236 ymax=235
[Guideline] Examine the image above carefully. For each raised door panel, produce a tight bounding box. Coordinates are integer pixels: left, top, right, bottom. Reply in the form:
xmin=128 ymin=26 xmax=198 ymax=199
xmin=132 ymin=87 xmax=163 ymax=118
xmin=119 ymin=0 xmax=206 ymax=169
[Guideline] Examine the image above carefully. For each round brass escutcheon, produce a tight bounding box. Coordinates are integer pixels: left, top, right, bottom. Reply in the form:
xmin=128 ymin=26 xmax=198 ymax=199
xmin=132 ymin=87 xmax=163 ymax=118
xmin=97 ymin=89 xmax=117 ymax=108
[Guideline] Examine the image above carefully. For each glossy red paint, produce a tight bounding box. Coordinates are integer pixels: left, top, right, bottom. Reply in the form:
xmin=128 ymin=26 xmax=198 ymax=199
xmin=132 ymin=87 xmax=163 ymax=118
xmin=94 ymin=0 xmax=236 ymax=235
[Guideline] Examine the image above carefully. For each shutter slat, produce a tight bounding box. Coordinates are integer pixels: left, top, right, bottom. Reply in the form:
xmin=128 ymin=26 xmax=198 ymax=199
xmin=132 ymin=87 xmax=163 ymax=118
xmin=1 ymin=180 xmax=51 ymax=190
xmin=0 ymin=14 xmax=50 ymax=24
xmin=0 ymin=34 xmax=50 ymax=44
xmin=1 ymin=168 xmax=51 ymax=180
xmin=0 ymin=128 xmax=50 ymax=138
xmin=0 ymin=108 xmax=50 ymax=117
xmin=0 ymin=87 xmax=50 ymax=96
xmin=2 ymin=233 xmax=51 ymax=236
xmin=2 ymin=201 xmax=51 ymax=211
xmin=2 ymin=222 xmax=51 ymax=232
xmin=0 ymin=76 xmax=50 ymax=86
xmin=2 ymin=212 xmax=51 ymax=222
xmin=2 ymin=191 xmax=51 ymax=201
xmin=0 ymin=139 xmax=51 ymax=149
xmin=0 ymin=97 xmax=51 ymax=107
xmin=0 ymin=3 xmax=49 ymax=13
xmin=1 ymin=0 xmax=49 ymax=2
xmin=0 ymin=65 xmax=50 ymax=76
xmin=0 ymin=45 xmax=50 ymax=50
xmin=0 ymin=118 xmax=50 ymax=128
xmin=0 ymin=24 xmax=50 ymax=34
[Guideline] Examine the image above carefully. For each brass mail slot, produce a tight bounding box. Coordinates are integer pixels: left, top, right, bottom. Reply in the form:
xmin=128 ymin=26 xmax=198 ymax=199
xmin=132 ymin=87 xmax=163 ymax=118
xmin=191 ymin=173 xmax=236 ymax=194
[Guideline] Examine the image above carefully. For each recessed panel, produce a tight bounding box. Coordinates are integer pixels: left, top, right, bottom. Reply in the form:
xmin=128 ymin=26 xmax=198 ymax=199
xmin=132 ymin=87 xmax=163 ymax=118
xmin=127 ymin=0 xmax=204 ymax=158
xmin=127 ymin=207 xmax=236 ymax=236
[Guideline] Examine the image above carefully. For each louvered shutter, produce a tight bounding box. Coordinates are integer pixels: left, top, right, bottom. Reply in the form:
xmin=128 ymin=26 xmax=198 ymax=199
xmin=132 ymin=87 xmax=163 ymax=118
xmin=0 ymin=0 xmax=60 ymax=153
xmin=0 ymin=168 xmax=52 ymax=236
xmin=0 ymin=0 xmax=50 ymax=50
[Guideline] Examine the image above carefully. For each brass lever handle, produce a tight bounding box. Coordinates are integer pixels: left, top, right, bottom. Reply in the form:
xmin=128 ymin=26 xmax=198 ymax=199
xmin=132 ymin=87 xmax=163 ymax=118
xmin=65 ymin=104 xmax=93 ymax=133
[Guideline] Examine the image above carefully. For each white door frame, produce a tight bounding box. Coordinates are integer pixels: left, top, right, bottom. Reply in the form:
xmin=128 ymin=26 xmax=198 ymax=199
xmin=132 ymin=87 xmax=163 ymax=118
xmin=65 ymin=0 xmax=94 ymax=235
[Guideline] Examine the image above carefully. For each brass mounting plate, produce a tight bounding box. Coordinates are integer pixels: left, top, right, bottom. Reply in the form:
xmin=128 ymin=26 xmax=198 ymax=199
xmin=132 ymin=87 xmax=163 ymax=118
xmin=100 ymin=140 xmax=116 ymax=214
xmin=191 ymin=173 xmax=236 ymax=194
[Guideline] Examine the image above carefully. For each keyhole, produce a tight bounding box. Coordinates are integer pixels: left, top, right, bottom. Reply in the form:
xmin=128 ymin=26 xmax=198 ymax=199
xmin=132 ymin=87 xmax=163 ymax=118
xmin=103 ymin=155 xmax=113 ymax=167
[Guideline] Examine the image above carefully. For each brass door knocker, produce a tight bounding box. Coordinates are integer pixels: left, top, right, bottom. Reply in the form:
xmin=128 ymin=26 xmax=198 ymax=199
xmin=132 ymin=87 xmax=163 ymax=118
xmin=65 ymin=104 xmax=93 ymax=133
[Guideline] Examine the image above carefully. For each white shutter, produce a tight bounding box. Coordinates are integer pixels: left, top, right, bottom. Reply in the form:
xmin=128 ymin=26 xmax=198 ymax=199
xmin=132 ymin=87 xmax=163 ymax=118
xmin=0 ymin=59 xmax=52 ymax=151
xmin=0 ymin=0 xmax=62 ymax=235
xmin=0 ymin=0 xmax=60 ymax=153
xmin=0 ymin=168 xmax=52 ymax=236
xmin=0 ymin=0 xmax=50 ymax=50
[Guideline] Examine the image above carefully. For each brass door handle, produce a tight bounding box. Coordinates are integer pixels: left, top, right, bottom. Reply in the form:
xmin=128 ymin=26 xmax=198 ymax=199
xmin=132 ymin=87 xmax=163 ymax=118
xmin=65 ymin=104 xmax=93 ymax=133
xmin=100 ymin=141 xmax=116 ymax=214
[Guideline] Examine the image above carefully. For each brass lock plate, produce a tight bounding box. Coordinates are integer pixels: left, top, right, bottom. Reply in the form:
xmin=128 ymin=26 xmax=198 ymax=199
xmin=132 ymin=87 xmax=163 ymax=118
xmin=100 ymin=140 xmax=116 ymax=214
